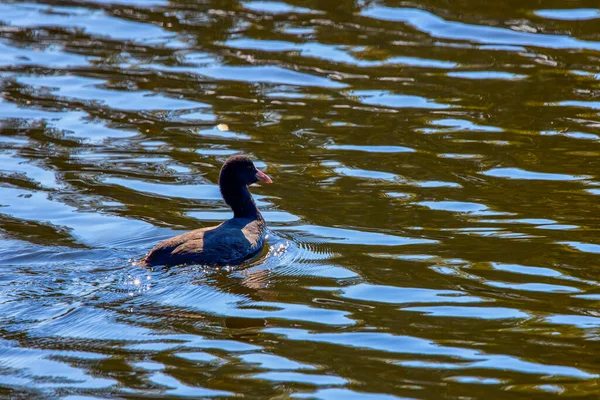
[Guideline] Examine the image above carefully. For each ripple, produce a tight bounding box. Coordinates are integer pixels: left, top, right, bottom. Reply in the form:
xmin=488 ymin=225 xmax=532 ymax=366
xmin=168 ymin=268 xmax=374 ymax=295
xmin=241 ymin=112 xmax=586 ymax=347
xmin=445 ymin=376 xmax=502 ymax=385
xmin=149 ymin=372 xmax=233 ymax=397
xmin=0 ymin=186 xmax=153 ymax=247
xmin=398 ymin=358 xmax=594 ymax=378
xmin=350 ymin=90 xmax=448 ymax=109
xmin=560 ymin=241 xmax=600 ymax=254
xmin=412 ymin=181 xmax=461 ymax=188
xmin=293 ymin=389 xmax=408 ymax=400
xmin=18 ymin=75 xmax=205 ymax=111
xmin=0 ymin=40 xmax=90 ymax=68
xmin=315 ymin=283 xmax=483 ymax=304
xmin=447 ymin=71 xmax=526 ymax=80
xmin=89 ymin=0 xmax=167 ymax=5
xmin=334 ymin=165 xmax=398 ymax=181
xmin=250 ymin=371 xmax=346 ymax=385
xmin=173 ymin=351 xmax=219 ymax=363
xmin=326 ymin=144 xmax=415 ymax=153
xmin=133 ymin=361 xmax=165 ymax=371
xmin=490 ymin=263 xmax=563 ymax=278
xmin=50 ymin=111 xmax=138 ymax=141
xmin=280 ymin=225 xmax=437 ymax=246
xmin=535 ymin=9 xmax=600 ymax=20
xmin=242 ymin=1 xmax=319 ymax=14
xmin=198 ymin=66 xmax=346 ymax=88
xmin=225 ymin=39 xmax=381 ymax=66
xmin=438 ymin=153 xmax=485 ymax=159
xmin=0 ymin=151 xmax=60 ymax=189
xmin=558 ymin=101 xmax=600 ymax=110
xmin=430 ymin=118 xmax=502 ymax=132
xmin=267 ymin=328 xmax=596 ymax=378
xmin=225 ymin=40 xmax=452 ymax=69
xmin=32 ymin=307 xmax=153 ymax=340
xmin=239 ymin=353 xmax=315 ymax=370
xmin=536 ymin=224 xmax=578 ymax=230
xmin=157 ymin=283 xmax=354 ymax=326
xmin=103 ymin=177 xmax=220 ymax=200
xmin=0 ymin=97 xmax=66 ymax=119
xmin=388 ymin=56 xmax=457 ymax=68
xmin=541 ymin=131 xmax=600 ymax=141
xmin=482 ymin=168 xmax=589 ymax=181
xmin=545 ymin=314 xmax=600 ymax=328
xmin=403 ymin=306 xmax=529 ymax=319
xmin=262 ymin=237 xmax=358 ymax=279
xmin=127 ymin=334 xmax=261 ymax=352
xmin=418 ymin=201 xmax=501 ymax=215
xmin=0 ymin=345 xmax=115 ymax=389
xmin=487 ymin=281 xmax=580 ymax=293
xmin=361 ymin=6 xmax=600 ymax=50
xmin=0 ymin=3 xmax=180 ymax=45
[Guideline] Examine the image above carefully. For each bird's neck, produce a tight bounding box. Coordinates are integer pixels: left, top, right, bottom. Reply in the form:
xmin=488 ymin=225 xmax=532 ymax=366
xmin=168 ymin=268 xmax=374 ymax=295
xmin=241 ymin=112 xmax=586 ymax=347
xmin=221 ymin=183 xmax=262 ymax=220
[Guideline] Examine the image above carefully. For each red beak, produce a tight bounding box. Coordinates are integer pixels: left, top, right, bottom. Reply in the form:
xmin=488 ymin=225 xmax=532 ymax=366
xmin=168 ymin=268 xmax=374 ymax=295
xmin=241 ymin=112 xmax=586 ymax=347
xmin=255 ymin=170 xmax=273 ymax=183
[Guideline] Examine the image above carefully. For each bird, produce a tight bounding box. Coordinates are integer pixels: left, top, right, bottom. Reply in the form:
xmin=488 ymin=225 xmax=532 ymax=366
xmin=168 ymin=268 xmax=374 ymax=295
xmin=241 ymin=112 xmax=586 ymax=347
xmin=142 ymin=155 xmax=273 ymax=266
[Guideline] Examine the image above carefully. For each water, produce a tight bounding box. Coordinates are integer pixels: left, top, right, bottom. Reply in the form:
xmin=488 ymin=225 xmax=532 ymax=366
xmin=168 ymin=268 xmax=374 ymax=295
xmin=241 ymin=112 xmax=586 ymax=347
xmin=1 ymin=0 xmax=600 ymax=398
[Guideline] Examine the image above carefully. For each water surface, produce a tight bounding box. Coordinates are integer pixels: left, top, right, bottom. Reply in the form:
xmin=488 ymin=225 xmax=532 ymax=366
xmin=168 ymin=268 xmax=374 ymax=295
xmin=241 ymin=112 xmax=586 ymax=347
xmin=1 ymin=0 xmax=600 ymax=398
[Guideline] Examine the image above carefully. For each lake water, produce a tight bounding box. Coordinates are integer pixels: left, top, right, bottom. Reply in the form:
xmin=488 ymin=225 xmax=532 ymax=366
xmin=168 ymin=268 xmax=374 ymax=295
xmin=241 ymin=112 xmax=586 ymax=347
xmin=1 ymin=0 xmax=600 ymax=398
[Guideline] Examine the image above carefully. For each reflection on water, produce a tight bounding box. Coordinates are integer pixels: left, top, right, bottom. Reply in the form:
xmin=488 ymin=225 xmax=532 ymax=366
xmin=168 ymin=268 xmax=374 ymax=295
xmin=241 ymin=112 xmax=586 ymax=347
xmin=1 ymin=0 xmax=600 ymax=398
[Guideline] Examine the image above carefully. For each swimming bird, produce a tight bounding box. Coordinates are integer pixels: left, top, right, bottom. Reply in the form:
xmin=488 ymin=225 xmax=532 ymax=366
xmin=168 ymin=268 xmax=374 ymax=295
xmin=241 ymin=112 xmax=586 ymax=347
xmin=142 ymin=155 xmax=272 ymax=266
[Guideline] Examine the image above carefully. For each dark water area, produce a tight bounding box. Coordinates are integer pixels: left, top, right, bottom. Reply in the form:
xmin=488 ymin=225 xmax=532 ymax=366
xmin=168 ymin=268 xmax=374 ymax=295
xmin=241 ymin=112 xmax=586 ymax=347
xmin=1 ymin=0 xmax=600 ymax=398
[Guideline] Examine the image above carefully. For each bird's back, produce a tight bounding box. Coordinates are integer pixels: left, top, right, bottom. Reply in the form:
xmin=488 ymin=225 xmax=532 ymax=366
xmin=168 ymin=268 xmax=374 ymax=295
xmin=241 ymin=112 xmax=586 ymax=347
xmin=143 ymin=218 xmax=266 ymax=266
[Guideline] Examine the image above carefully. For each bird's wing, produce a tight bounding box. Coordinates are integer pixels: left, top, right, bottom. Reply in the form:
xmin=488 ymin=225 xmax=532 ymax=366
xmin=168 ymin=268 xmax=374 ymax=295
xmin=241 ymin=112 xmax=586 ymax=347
xmin=143 ymin=227 xmax=210 ymax=265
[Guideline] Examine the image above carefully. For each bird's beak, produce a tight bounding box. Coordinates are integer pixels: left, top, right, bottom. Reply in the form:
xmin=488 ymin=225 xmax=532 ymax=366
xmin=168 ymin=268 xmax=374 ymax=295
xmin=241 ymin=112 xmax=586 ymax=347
xmin=256 ymin=170 xmax=273 ymax=183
